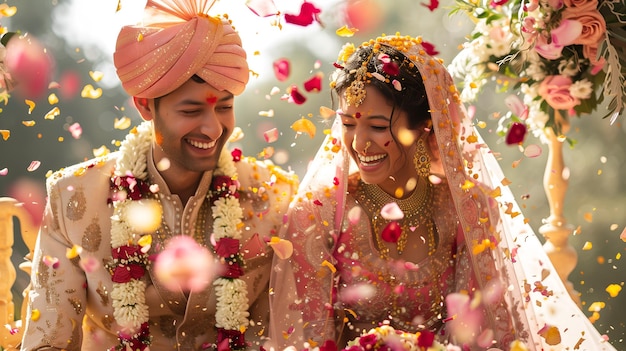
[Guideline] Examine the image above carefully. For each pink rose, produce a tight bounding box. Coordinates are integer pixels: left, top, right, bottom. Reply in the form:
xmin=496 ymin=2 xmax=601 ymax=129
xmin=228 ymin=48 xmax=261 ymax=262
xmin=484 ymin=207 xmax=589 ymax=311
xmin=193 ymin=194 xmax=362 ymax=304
xmin=562 ymin=9 xmax=606 ymax=45
xmin=538 ymin=75 xmax=580 ymax=110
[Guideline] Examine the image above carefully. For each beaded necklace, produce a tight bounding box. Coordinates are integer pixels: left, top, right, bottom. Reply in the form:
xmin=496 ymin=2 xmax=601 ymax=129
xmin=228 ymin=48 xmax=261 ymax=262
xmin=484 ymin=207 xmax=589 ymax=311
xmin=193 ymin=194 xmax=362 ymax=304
xmin=355 ymin=177 xmax=435 ymax=259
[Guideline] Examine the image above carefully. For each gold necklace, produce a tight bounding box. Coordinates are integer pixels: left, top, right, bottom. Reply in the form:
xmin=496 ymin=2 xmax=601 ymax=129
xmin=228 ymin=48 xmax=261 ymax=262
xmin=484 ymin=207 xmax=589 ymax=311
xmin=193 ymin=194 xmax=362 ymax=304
xmin=355 ymin=177 xmax=435 ymax=259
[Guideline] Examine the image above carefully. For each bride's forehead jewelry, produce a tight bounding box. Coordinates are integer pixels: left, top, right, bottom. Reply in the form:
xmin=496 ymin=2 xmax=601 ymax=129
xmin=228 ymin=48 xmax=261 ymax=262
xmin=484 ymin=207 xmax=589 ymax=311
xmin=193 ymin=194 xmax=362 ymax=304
xmin=332 ymin=34 xmax=425 ymax=107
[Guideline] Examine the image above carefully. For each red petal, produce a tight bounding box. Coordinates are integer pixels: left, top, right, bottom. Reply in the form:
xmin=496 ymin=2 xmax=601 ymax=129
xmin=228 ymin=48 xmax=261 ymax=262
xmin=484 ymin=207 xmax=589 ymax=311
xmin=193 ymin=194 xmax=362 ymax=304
xmin=380 ymin=221 xmax=402 ymax=243
xmin=421 ymin=41 xmax=439 ymax=56
xmin=303 ymin=73 xmax=322 ymax=92
xmin=284 ymin=1 xmax=321 ymax=26
xmin=288 ymin=85 xmax=307 ymax=105
xmin=273 ymin=58 xmax=290 ymax=81
xmin=505 ymin=122 xmax=527 ymax=145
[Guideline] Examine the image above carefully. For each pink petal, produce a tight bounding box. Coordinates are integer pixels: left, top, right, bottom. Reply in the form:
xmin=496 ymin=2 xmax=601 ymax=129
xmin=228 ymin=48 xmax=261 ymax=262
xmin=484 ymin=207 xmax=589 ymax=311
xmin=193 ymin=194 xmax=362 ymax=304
xmin=154 ymin=236 xmax=216 ymax=292
xmin=273 ymin=58 xmax=290 ymax=82
xmin=263 ymin=127 xmax=279 ymax=143
xmin=620 ymin=226 xmax=626 ymax=242
xmin=69 ymin=122 xmax=82 ymax=139
xmin=380 ymin=202 xmax=404 ymax=221
xmin=477 ymin=329 xmax=495 ymax=348
xmin=504 ymin=95 xmax=527 ymax=119
xmin=79 ymin=255 xmax=100 ymax=273
xmin=380 ymin=221 xmax=402 ymax=243
xmin=5 ymin=34 xmax=54 ymax=99
xmin=347 ymin=206 xmax=362 ymax=225
xmin=0 ymin=168 xmax=8 ymax=176
xmin=551 ymin=19 xmax=582 ymax=47
xmin=421 ymin=41 xmax=439 ymax=56
xmin=268 ymin=238 xmax=294 ymax=259
xmin=523 ymin=144 xmax=542 ymax=158
xmin=534 ymin=35 xmax=564 ymax=60
xmin=246 ymin=0 xmax=279 ymax=17
xmin=339 ymin=283 xmax=376 ymax=304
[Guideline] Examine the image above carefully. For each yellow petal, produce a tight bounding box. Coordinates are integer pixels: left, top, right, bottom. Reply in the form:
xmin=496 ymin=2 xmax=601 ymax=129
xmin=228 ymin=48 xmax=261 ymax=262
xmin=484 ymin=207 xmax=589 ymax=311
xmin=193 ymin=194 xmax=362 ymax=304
xmin=30 ymin=309 xmax=41 ymax=321
xmin=0 ymin=129 xmax=9 ymax=140
xmin=268 ymin=238 xmax=294 ymax=259
xmin=605 ymin=284 xmax=622 ymax=298
xmin=291 ymin=118 xmax=316 ymax=138
xmin=582 ymin=241 xmax=592 ymax=251
xmin=89 ymin=71 xmax=104 ymax=82
xmin=321 ymin=260 xmax=336 ymax=273
xmin=0 ymin=4 xmax=17 ymax=17
xmin=81 ymin=84 xmax=103 ymax=99
xmin=461 ymin=179 xmax=475 ymax=191
xmin=66 ymin=244 xmax=83 ymax=259
xmin=114 ymin=117 xmax=131 ymax=130
xmin=92 ymin=145 xmax=110 ymax=157
xmin=319 ymin=106 xmax=336 ymax=119
xmin=336 ymin=25 xmax=358 ymax=37
xmin=44 ymin=107 xmax=61 ymax=120
xmin=25 ymin=99 xmax=36 ymax=114
xmin=48 ymin=93 xmax=59 ymax=105
xmin=22 ymin=120 xmax=36 ymax=127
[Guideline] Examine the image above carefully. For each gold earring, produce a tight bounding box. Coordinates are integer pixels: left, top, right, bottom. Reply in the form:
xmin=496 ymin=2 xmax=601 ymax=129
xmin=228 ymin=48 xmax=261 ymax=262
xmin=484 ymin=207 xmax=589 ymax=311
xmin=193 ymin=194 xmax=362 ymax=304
xmin=413 ymin=136 xmax=430 ymax=178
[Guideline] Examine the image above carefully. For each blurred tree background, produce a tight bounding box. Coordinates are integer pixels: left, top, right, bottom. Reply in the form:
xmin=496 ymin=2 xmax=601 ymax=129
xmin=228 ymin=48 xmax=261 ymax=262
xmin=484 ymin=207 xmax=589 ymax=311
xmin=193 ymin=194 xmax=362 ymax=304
xmin=1 ymin=0 xmax=623 ymax=347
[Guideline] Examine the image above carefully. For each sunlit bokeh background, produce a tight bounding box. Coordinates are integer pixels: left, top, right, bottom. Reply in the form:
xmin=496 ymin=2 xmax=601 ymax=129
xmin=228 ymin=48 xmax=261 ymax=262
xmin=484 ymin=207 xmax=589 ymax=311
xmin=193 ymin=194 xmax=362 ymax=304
xmin=1 ymin=0 xmax=624 ymax=347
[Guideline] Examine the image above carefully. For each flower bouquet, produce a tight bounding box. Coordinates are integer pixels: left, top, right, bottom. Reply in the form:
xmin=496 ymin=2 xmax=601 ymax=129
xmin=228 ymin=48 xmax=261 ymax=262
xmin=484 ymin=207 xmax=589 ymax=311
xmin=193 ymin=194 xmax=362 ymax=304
xmin=449 ymin=0 xmax=626 ymax=144
xmin=341 ymin=324 xmax=448 ymax=351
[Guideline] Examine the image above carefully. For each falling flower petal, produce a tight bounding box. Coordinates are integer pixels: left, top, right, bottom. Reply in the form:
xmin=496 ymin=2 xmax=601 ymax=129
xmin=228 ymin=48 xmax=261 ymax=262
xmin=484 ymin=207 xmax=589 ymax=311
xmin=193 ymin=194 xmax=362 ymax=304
xmin=505 ymin=122 xmax=527 ymax=145
xmin=154 ymin=235 xmax=216 ymax=292
xmin=303 ymin=73 xmax=323 ymax=92
xmin=319 ymin=106 xmax=336 ymax=119
xmin=381 ymin=221 xmax=402 ymax=243
xmin=48 ymin=93 xmax=59 ymax=105
xmin=284 ymin=1 xmax=321 ymax=27
xmin=259 ymin=109 xmax=275 ymax=117
xmin=338 ymin=283 xmax=376 ymax=303
xmin=268 ymin=237 xmax=294 ymax=259
xmin=43 ymin=255 xmax=60 ymax=269
xmin=504 ymin=95 xmax=527 ymax=119
xmin=291 ymin=118 xmax=316 ymax=138
xmin=336 ymin=25 xmax=358 ymax=37
xmin=30 ymin=309 xmax=40 ymax=321
xmin=344 ymin=0 xmax=382 ymax=33
xmin=22 ymin=120 xmax=35 ymax=127
xmin=25 ymin=99 xmax=35 ymax=114
xmin=288 ymin=85 xmax=307 ymax=105
xmin=89 ymin=70 xmax=104 ymax=82
xmin=66 ymin=244 xmax=83 ymax=259
xmin=79 ymin=255 xmax=100 ymax=273
xmin=1 ymin=130 xmax=9 ymax=140
xmin=229 ymin=127 xmax=244 ymax=142
xmin=114 ymin=117 xmax=131 ymax=130
xmin=0 ymin=168 xmax=8 ymax=176
xmin=264 ymin=127 xmax=279 ymax=143
xmin=606 ymin=284 xmax=622 ymax=298
xmin=620 ymin=227 xmax=626 ymax=242
xmin=582 ymin=241 xmax=592 ymax=250
xmin=380 ymin=202 xmax=404 ymax=221
xmin=421 ymin=0 xmax=439 ymax=11
xmin=273 ymin=58 xmax=290 ymax=82
xmin=347 ymin=206 xmax=361 ymax=225
xmin=523 ymin=144 xmax=542 ymax=158
xmin=537 ymin=324 xmax=561 ymax=346
xmin=5 ymin=34 xmax=54 ymax=99
xmin=81 ymin=84 xmax=102 ymax=99
xmin=246 ymin=0 xmax=279 ymax=17
xmin=421 ymin=41 xmax=439 ymax=56
xmin=27 ymin=160 xmax=41 ymax=172
xmin=0 ymin=4 xmax=17 ymax=17
xmin=68 ymin=122 xmax=82 ymax=139
xmin=44 ymin=106 xmax=60 ymax=120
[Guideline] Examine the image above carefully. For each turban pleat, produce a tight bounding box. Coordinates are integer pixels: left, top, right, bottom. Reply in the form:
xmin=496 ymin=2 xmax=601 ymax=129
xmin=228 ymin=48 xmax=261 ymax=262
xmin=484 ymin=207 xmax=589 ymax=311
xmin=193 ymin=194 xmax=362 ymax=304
xmin=114 ymin=13 xmax=249 ymax=98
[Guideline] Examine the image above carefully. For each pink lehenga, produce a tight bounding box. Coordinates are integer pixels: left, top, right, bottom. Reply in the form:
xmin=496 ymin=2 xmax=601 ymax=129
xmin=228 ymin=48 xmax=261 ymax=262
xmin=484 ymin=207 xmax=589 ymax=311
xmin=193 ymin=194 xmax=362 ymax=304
xmin=268 ymin=37 xmax=617 ymax=351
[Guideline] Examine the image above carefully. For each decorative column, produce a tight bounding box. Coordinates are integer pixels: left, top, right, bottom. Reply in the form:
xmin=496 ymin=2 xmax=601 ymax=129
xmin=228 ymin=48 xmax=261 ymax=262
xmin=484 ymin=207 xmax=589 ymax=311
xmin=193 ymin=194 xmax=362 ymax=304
xmin=537 ymin=115 xmax=581 ymax=306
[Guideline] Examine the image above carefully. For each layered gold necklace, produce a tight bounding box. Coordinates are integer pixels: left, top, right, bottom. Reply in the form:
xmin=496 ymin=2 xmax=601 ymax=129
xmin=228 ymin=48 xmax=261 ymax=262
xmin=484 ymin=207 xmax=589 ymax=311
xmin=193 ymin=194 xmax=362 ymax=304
xmin=356 ymin=177 xmax=435 ymax=259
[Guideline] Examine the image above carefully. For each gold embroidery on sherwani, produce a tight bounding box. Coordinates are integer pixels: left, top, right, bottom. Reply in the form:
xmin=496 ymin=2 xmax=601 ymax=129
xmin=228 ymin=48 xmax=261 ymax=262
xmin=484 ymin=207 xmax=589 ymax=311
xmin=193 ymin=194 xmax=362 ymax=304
xmin=96 ymin=281 xmax=110 ymax=306
xmin=82 ymin=216 xmax=102 ymax=252
xmin=102 ymin=314 xmax=114 ymax=330
xmin=50 ymin=187 xmax=61 ymax=231
xmin=68 ymin=295 xmax=83 ymax=315
xmin=67 ymin=186 xmax=87 ymax=221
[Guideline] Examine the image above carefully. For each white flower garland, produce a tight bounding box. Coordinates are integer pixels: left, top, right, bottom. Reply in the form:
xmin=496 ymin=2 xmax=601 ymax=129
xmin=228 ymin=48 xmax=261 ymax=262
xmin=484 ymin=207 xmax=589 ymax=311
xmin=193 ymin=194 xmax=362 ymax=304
xmin=109 ymin=120 xmax=248 ymax=349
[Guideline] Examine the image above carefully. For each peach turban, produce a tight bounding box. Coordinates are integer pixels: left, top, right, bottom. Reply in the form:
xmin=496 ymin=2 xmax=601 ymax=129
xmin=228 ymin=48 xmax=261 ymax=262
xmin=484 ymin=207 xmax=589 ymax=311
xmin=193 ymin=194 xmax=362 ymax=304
xmin=113 ymin=0 xmax=249 ymax=98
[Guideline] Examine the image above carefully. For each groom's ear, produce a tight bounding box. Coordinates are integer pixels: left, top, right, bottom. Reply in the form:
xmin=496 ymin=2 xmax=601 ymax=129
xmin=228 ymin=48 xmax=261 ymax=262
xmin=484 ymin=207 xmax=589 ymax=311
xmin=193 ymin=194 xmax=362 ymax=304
xmin=133 ymin=97 xmax=154 ymax=121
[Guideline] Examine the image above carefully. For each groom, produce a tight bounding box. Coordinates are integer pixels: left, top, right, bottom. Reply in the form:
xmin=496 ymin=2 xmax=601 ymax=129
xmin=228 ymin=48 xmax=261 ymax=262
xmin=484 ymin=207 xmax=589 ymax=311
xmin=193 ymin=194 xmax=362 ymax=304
xmin=20 ymin=1 xmax=297 ymax=350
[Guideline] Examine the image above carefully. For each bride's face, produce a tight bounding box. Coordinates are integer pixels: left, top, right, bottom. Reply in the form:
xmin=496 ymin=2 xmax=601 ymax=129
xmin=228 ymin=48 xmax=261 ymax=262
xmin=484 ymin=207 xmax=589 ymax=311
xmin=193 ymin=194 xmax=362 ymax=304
xmin=339 ymin=86 xmax=421 ymax=197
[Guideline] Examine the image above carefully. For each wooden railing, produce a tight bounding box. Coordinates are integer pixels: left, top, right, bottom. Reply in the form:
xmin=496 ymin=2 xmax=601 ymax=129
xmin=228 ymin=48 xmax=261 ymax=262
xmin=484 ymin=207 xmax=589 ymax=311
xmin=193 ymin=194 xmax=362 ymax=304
xmin=0 ymin=197 xmax=37 ymax=351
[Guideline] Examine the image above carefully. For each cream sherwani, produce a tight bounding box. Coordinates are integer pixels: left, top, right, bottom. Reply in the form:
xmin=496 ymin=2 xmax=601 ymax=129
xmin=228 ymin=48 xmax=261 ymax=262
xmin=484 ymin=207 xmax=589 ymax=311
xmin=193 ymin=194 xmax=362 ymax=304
xmin=20 ymin=148 xmax=297 ymax=351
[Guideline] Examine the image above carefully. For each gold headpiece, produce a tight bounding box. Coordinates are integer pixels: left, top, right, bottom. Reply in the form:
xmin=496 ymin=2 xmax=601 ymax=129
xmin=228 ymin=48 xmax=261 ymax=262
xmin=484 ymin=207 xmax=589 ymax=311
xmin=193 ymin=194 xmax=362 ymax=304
xmin=333 ymin=33 xmax=425 ymax=107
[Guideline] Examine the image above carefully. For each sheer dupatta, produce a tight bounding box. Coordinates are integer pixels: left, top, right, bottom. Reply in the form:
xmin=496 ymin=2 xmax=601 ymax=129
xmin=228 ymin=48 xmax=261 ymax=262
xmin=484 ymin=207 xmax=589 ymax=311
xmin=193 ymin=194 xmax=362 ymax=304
xmin=268 ymin=37 xmax=617 ymax=351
